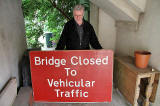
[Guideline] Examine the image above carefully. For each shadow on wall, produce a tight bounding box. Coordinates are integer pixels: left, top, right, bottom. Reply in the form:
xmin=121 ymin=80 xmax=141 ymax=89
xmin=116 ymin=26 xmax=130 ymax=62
xmin=18 ymin=48 xmax=41 ymax=88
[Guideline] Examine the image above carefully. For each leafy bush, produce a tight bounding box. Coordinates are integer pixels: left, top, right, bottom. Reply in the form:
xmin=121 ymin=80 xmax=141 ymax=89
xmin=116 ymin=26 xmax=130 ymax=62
xmin=22 ymin=0 xmax=89 ymax=48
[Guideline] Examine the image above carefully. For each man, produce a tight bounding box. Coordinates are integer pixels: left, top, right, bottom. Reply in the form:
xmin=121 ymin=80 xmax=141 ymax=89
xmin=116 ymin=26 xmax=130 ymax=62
xmin=56 ymin=4 xmax=102 ymax=50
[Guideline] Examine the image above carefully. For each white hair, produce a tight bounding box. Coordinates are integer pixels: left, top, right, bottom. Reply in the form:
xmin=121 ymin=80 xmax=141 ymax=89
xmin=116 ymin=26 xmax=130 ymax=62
xmin=73 ymin=4 xmax=84 ymax=11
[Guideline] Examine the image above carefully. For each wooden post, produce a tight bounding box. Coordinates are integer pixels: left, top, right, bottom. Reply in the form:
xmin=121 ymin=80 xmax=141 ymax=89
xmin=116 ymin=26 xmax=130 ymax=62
xmin=143 ymin=74 xmax=155 ymax=106
xmin=134 ymin=75 xmax=141 ymax=106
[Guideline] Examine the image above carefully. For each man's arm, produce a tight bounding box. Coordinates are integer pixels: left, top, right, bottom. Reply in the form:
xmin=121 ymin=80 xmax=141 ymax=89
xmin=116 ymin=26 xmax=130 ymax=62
xmin=55 ymin=24 xmax=67 ymax=50
xmin=89 ymin=26 xmax=103 ymax=49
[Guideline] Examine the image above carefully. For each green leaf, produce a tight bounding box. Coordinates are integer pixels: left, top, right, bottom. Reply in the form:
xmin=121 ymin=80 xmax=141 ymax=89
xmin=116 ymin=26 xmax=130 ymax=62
xmin=22 ymin=0 xmax=89 ymax=48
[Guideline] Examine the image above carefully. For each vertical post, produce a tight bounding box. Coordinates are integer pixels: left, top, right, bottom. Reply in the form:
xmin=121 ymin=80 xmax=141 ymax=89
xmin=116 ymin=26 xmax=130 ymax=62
xmin=143 ymin=74 xmax=155 ymax=106
xmin=134 ymin=75 xmax=141 ymax=106
xmin=90 ymin=2 xmax=99 ymax=35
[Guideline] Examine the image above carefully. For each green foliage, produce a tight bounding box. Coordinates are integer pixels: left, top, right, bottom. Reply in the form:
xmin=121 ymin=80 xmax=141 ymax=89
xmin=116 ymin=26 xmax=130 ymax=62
xmin=22 ymin=0 xmax=89 ymax=48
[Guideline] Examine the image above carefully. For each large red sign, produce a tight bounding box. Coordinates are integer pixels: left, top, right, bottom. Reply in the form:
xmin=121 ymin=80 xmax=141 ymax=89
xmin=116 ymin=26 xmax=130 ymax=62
xmin=30 ymin=50 xmax=113 ymax=102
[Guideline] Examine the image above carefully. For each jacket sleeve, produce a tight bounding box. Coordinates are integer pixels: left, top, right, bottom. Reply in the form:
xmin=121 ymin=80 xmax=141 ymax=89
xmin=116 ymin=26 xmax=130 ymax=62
xmin=55 ymin=24 xmax=67 ymax=50
xmin=89 ymin=26 xmax=103 ymax=49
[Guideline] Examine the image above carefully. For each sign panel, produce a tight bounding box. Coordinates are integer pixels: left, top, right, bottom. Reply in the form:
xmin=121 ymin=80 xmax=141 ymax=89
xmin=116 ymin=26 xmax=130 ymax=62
xmin=30 ymin=50 xmax=113 ymax=102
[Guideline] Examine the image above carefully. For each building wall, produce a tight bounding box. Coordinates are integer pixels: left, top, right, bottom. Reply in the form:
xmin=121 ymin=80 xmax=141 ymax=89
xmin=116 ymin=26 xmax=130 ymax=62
xmin=0 ymin=0 xmax=26 ymax=91
xmin=116 ymin=0 xmax=160 ymax=105
xmin=90 ymin=3 xmax=117 ymax=51
xmin=98 ymin=9 xmax=116 ymax=51
xmin=128 ymin=0 xmax=147 ymax=11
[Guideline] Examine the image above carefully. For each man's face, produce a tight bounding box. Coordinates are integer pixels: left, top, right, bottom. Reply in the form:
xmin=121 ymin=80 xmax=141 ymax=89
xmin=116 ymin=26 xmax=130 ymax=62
xmin=73 ymin=10 xmax=84 ymax=24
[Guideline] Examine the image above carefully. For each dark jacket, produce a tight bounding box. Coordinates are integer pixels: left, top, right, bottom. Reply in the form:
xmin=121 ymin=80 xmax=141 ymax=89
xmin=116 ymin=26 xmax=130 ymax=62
xmin=56 ymin=18 xmax=102 ymax=50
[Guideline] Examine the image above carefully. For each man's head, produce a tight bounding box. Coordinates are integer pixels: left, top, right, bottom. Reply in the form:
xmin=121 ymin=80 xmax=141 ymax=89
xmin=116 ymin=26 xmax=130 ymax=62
xmin=73 ymin=4 xmax=84 ymax=25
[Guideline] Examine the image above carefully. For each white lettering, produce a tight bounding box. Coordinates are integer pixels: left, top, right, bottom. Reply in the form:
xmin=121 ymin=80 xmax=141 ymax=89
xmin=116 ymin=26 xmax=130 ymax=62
xmin=54 ymin=89 xmax=60 ymax=97
xmin=47 ymin=79 xmax=53 ymax=87
xmin=35 ymin=57 xmax=41 ymax=65
xmin=54 ymin=89 xmax=89 ymax=98
xmin=71 ymin=56 xmax=78 ymax=65
xmin=64 ymin=68 xmax=70 ymax=76
xmin=70 ymin=56 xmax=109 ymax=66
xmin=34 ymin=56 xmax=66 ymax=67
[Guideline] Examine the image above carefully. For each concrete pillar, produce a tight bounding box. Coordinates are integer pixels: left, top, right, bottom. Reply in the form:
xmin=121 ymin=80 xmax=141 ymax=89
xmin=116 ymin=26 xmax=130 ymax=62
xmin=89 ymin=2 xmax=99 ymax=35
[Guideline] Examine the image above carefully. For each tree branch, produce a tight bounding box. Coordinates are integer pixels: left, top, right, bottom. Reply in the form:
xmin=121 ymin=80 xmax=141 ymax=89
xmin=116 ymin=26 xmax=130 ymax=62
xmin=48 ymin=0 xmax=71 ymax=21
